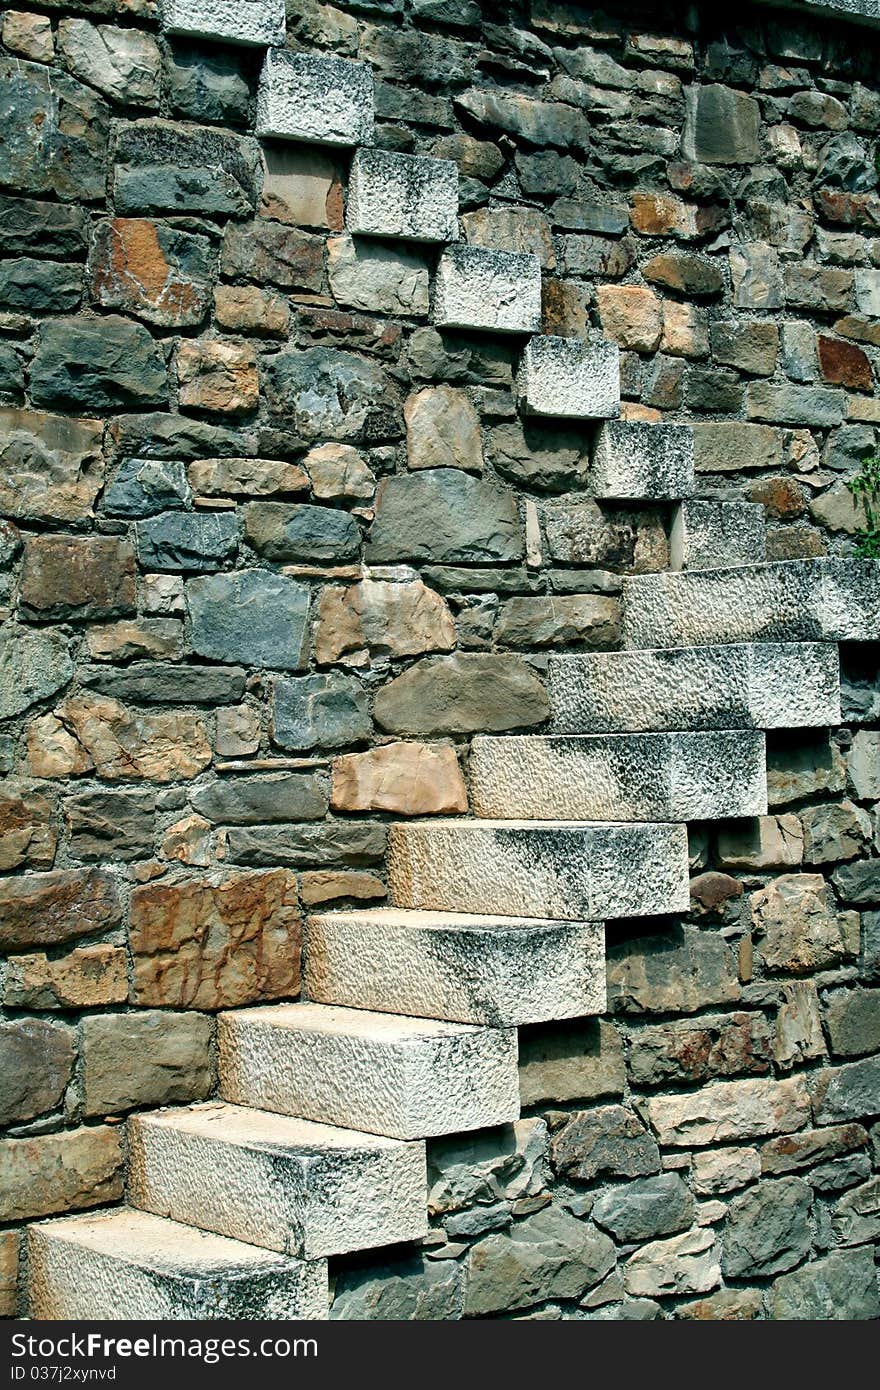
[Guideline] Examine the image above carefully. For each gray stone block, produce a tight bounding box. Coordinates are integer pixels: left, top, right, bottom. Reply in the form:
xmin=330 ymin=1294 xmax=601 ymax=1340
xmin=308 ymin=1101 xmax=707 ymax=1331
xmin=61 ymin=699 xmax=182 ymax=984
xmin=670 ymin=500 xmax=766 ymax=571
xmin=256 ymin=49 xmax=374 ymax=147
xmin=388 ymin=820 xmax=689 ymax=920
xmin=518 ymin=335 xmax=620 ymax=419
xmin=434 ymin=244 xmax=542 ymax=334
xmin=347 ymin=148 xmax=459 ymax=244
xmin=186 ymin=569 xmax=310 ymax=671
xmin=469 ymin=731 xmax=767 ymax=821
xmin=304 ymin=908 xmax=605 ymax=1025
xmin=129 ymin=1102 xmax=426 ymax=1257
xmin=592 ymin=422 xmax=695 ymax=500
xmin=218 ymin=1002 xmax=519 ymax=1139
xmin=28 ymin=1208 xmax=328 ymax=1320
xmin=161 ymin=0 xmax=286 ymax=47
xmin=134 ymin=511 xmax=238 ymax=572
xmin=548 ymin=643 xmax=841 ymax=734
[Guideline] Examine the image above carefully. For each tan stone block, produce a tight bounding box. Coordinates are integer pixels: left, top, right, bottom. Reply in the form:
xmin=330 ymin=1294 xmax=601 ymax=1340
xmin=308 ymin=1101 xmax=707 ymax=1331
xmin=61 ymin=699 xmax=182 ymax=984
xmin=0 ymin=409 xmax=103 ymax=522
xmin=0 ymin=786 xmax=57 ymax=871
xmin=26 ymin=697 xmax=211 ymax=783
xmin=646 ymin=1076 xmax=811 ymax=1147
xmin=260 ymin=145 xmax=344 ymax=230
xmin=716 ymin=814 xmax=803 ymax=870
xmin=215 ymin=705 xmax=261 ymax=758
xmin=176 ymin=339 xmax=259 ymax=415
xmin=0 ymin=1230 xmax=19 ymax=1318
xmin=2 ymin=11 xmax=53 ymax=61
xmin=82 ymin=1012 xmax=215 ymax=1116
xmin=302 ymin=443 xmax=376 ymax=500
xmin=0 ymin=1126 xmax=124 ymax=1223
xmin=405 ymin=385 xmax=483 ymax=472
xmin=315 ymin=577 xmax=456 ymax=664
xmin=85 ymin=618 xmax=184 ymax=662
xmin=299 ymin=870 xmax=386 ymax=906
xmin=597 ymin=285 xmax=662 ymax=353
xmin=0 ymin=869 xmax=122 ymax=952
xmin=661 ymin=301 xmax=709 ymax=358
xmin=20 ymin=535 xmax=136 ymax=620
xmin=461 ymin=205 xmax=556 ymax=269
xmin=214 ymin=284 xmax=289 ymax=338
xmin=4 ymin=945 xmax=129 ymax=1009
xmin=187 ymin=456 xmax=308 ymax=497
xmin=160 ymin=814 xmax=213 ymax=867
xmin=331 ymin=741 xmax=467 ymax=815
xmin=751 ymin=872 xmax=855 ymax=974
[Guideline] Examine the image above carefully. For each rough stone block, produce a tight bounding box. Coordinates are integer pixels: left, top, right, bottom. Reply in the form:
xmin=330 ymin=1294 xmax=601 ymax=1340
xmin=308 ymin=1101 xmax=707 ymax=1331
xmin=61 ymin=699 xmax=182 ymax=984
xmin=129 ymin=1102 xmax=426 ymax=1259
xmin=517 ymin=334 xmax=620 ymax=419
xmin=113 ymin=120 xmax=261 ymax=219
xmin=670 ymin=499 xmax=767 ymax=570
xmin=0 ymin=1126 xmax=123 ymax=1224
xmin=434 ymin=244 xmax=542 ymax=334
xmin=0 ymin=408 xmax=103 ymax=524
xmin=28 ymin=1210 xmax=327 ymax=1321
xmin=186 ymin=570 xmax=310 ymax=671
xmin=348 ymin=148 xmax=458 ymax=243
xmin=161 ymin=0 xmax=286 ymax=47
xmin=591 ymin=421 xmax=695 ymax=500
xmin=388 ymin=820 xmax=689 ymax=921
xmin=304 ymin=908 xmax=605 ymax=1025
xmin=646 ymin=1076 xmax=811 ymax=1146
xmin=548 ymin=642 xmax=841 ymax=734
xmin=0 ymin=870 xmax=122 ymax=952
xmin=256 ymin=49 xmax=374 ymax=147
xmin=469 ymin=730 xmax=767 ymax=821
xmin=82 ymin=1011 xmax=215 ymax=1117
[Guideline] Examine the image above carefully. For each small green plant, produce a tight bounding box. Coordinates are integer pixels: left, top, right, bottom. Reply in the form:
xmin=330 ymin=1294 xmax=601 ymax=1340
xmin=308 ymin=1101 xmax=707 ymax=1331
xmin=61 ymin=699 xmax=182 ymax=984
xmin=846 ymin=452 xmax=880 ymax=558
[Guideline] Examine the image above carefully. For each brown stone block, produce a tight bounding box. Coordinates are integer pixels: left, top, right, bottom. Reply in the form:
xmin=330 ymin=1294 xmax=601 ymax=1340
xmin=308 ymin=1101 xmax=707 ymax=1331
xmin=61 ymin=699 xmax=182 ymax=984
xmin=0 ymin=868 xmax=122 ymax=951
xmin=90 ymin=218 xmax=213 ymax=328
xmin=818 ymin=334 xmax=873 ymax=391
xmin=4 ymin=945 xmax=129 ymax=1010
xmin=176 ymin=339 xmax=259 ymax=416
xmin=0 ymin=786 xmax=57 ymax=871
xmin=20 ymin=534 xmax=136 ymax=620
xmin=331 ymin=741 xmax=467 ymax=816
xmin=0 ymin=1125 xmax=124 ymax=1223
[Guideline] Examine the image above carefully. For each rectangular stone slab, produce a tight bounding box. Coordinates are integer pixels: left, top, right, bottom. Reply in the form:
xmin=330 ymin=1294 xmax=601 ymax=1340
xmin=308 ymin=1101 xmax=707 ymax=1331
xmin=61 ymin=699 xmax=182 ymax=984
xmin=388 ymin=820 xmax=689 ymax=920
xmin=592 ymin=421 xmax=695 ymax=500
xmin=303 ymin=909 xmax=605 ymax=1025
xmin=670 ymin=499 xmax=767 ymax=571
xmin=469 ymin=730 xmax=767 ymax=821
xmin=623 ymin=558 xmax=880 ymax=648
xmin=219 ymin=1003 xmax=519 ymax=1139
xmin=129 ymin=1102 xmax=427 ymax=1258
xmin=256 ymin=49 xmax=374 ymax=146
xmin=28 ymin=1208 xmax=328 ymax=1320
xmin=347 ymin=148 xmax=459 ymax=243
xmin=161 ymin=0 xmax=286 ymax=46
xmin=434 ymin=244 xmax=542 ymax=334
xmin=517 ymin=334 xmax=620 ymax=419
xmin=548 ymin=643 xmax=841 ymax=733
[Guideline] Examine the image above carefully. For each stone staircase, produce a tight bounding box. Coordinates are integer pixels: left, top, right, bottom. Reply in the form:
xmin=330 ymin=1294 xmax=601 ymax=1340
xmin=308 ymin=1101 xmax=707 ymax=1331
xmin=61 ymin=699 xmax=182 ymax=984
xmin=23 ymin=2 xmax=880 ymax=1320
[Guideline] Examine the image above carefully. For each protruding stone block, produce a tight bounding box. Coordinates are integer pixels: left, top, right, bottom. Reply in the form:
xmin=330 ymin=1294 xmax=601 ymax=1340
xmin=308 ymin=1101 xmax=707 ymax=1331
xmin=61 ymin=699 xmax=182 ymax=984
xmin=469 ymin=731 xmax=767 ymax=821
xmin=28 ymin=1208 xmax=327 ymax=1320
xmin=304 ymin=909 xmax=605 ymax=1025
xmin=548 ymin=643 xmax=841 ymax=734
xmin=623 ymin=559 xmax=880 ymax=649
xmin=434 ymin=244 xmax=541 ymax=335
xmin=388 ymin=821 xmax=689 ymax=921
xmin=518 ymin=335 xmax=620 ymax=419
xmin=347 ymin=148 xmax=458 ymax=244
xmin=256 ymin=49 xmax=374 ymax=147
xmin=219 ymin=1003 xmax=519 ymax=1139
xmin=129 ymin=1102 xmax=426 ymax=1257
xmin=671 ymin=500 xmax=766 ymax=571
xmin=160 ymin=0 xmax=286 ymax=47
xmin=592 ymin=421 xmax=695 ymax=500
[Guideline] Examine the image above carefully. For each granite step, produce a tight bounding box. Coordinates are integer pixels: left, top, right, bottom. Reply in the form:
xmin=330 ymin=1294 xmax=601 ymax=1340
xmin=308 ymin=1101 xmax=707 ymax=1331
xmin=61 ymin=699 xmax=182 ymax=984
xmin=591 ymin=421 xmax=694 ymax=500
xmin=28 ymin=1207 xmax=328 ymax=1320
xmin=469 ymin=730 xmax=767 ymax=821
xmin=434 ymin=244 xmax=542 ymax=334
xmin=347 ymin=147 xmax=459 ymax=243
xmin=388 ymin=819 xmax=689 ymax=921
xmin=128 ymin=1102 xmax=427 ymax=1258
xmin=670 ymin=499 xmax=767 ymax=571
xmin=219 ymin=1002 xmax=519 ymax=1139
xmin=256 ymin=48 xmax=374 ymax=146
xmin=161 ymin=0 xmax=286 ymax=47
xmin=304 ymin=909 xmax=605 ymax=1025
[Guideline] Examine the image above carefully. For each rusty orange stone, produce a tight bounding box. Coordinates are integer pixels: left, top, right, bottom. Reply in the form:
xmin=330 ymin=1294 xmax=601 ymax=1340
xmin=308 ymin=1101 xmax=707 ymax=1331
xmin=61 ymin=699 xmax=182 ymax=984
xmin=90 ymin=219 xmax=213 ymax=328
xmin=817 ymin=334 xmax=873 ymax=391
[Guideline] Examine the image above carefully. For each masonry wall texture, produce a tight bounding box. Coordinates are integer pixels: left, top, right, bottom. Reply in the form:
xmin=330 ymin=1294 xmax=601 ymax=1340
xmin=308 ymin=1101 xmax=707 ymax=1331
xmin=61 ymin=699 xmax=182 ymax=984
xmin=0 ymin=0 xmax=879 ymax=1321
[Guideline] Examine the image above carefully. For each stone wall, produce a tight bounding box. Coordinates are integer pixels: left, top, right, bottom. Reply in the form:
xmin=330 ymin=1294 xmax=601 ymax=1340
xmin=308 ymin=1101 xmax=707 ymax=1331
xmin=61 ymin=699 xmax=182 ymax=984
xmin=1 ymin=0 xmax=879 ymax=1320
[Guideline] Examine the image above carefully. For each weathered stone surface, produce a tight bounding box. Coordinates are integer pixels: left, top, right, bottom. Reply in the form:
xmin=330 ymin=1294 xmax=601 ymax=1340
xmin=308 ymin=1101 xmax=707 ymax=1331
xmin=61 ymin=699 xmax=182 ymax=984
xmin=331 ymin=742 xmax=467 ymax=815
xmin=464 ymin=1206 xmax=615 ymax=1316
xmin=0 ymin=59 xmax=109 ymax=202
xmin=405 ymin=386 xmax=483 ymax=473
xmin=129 ymin=870 xmax=301 ymax=1010
xmin=165 ymin=44 xmax=251 ymax=126
xmin=850 ymin=729 xmax=880 ymax=799
xmin=328 ymin=235 xmax=430 ymax=317
xmin=494 ymin=595 xmax=620 ymax=650
xmin=774 ymin=981 xmax=826 ymax=1068
xmin=593 ymin=421 xmax=694 ymax=501
xmin=302 ymin=444 xmax=374 ymax=501
xmin=224 ymin=821 xmax=386 ymax=870
xmin=2 ymin=11 xmax=53 ymax=63
xmin=31 ymin=316 xmax=167 ymax=410
xmin=244 ymin=502 xmax=360 ymax=564
xmin=812 ymin=1056 xmax=880 ymax=1123
xmin=676 ymin=1288 xmax=762 ymax=1321
xmin=627 ymin=1012 xmax=772 ymax=1088
xmin=315 ymin=578 xmax=455 ymax=664
xmin=3 ymin=945 xmax=128 ymax=1010
xmin=722 ymin=1178 xmax=812 ymax=1278
xmin=0 ymin=1126 xmax=123 ymax=1224
xmin=831 ymin=858 xmax=880 ymax=904
xmin=644 ymin=252 xmax=724 ymax=297
xmin=0 ymin=256 xmax=82 ymax=312
xmin=0 ymin=1019 xmax=76 ymax=1126
xmin=82 ymin=1010 xmax=215 ymax=1116
xmin=349 ymin=147 xmax=458 ymax=243
xmin=518 ymin=1019 xmax=625 ymax=1107
xmin=597 ymin=285 xmax=662 ymax=353
xmin=177 ymin=339 xmax=258 ymax=416
xmin=187 ymin=570 xmax=310 ymax=671
xmin=684 ymin=84 xmax=760 ymax=164
xmin=0 ymin=869 xmax=122 ymax=952
xmin=750 ymin=873 xmax=855 ymax=974
xmin=57 ymin=19 xmax=161 ymax=105
xmin=770 ymin=1247 xmax=879 ymax=1320
xmin=692 ymin=1147 xmax=760 ymax=1195
xmin=761 ymin=1123 xmax=868 ymax=1177
xmin=646 ymin=1076 xmax=811 ymax=1146
xmin=692 ymin=420 xmax=782 ymax=474
xmin=272 ymin=673 xmax=371 ymax=751
xmin=221 ymin=219 xmax=323 ymax=293
xmin=824 ymin=988 xmax=880 ymax=1058
xmin=264 ymin=348 xmax=400 ymax=443
xmin=81 ymin=661 xmax=245 ymax=706
xmin=260 ymin=144 xmax=344 ymax=230
xmin=161 ymin=0 xmax=286 ymax=47
xmin=331 ymin=1254 xmax=463 ymax=1321
xmin=104 ymin=458 xmax=190 ymax=519
xmin=624 ymin=1227 xmax=720 ymax=1298
xmin=434 ymin=244 xmax=542 ymax=334
xmin=0 ymin=196 xmax=87 ymax=259
xmin=455 ymin=87 xmax=590 ymax=149
xmin=717 ymin=815 xmax=804 ymax=870
xmin=86 ymin=619 xmax=184 ymax=663
xmin=593 ymin=1173 xmax=694 ymax=1244
xmin=519 ymin=334 xmax=620 ymax=420
xmin=191 ymin=774 xmax=326 ymax=825
xmin=551 ymin=1104 xmax=660 ymax=1183
xmin=0 ymin=787 xmax=56 ymax=872
xmin=374 ymin=653 xmax=547 ymax=735
xmin=257 ymin=49 xmax=374 ymax=147
xmin=114 ymin=120 xmax=261 ymax=218
xmin=214 ymin=285 xmax=288 ymax=338
xmin=0 ymin=1229 xmax=17 ymax=1318
xmin=487 ymin=421 xmax=590 ymax=492
xmin=464 ymin=206 xmax=556 ymax=269
xmin=607 ymin=925 xmax=740 ymax=1016
xmin=671 ymin=499 xmax=766 ymax=570
xmin=20 ymin=534 xmax=136 ymax=620
xmin=66 ymin=789 xmax=156 ymax=862
xmin=368 ymin=470 xmax=523 ymax=563
xmin=768 ymin=733 xmax=847 ymax=808
xmin=90 ymin=219 xmax=213 ymax=328
xmin=0 ymin=626 xmax=73 ymax=719
xmin=542 ymin=499 xmax=668 ymax=571
xmin=27 ymin=697 xmax=211 ymax=783
xmin=135 ymin=511 xmax=239 ymax=572
xmin=188 ymin=456 xmax=307 ymax=499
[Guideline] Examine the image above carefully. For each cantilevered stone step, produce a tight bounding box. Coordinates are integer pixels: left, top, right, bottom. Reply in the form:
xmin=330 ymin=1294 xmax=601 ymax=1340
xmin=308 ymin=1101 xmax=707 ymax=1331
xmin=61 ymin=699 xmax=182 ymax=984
xmin=548 ymin=643 xmax=840 ymax=734
xmin=434 ymin=244 xmax=542 ymax=334
xmin=348 ymin=148 xmax=459 ymax=243
xmin=219 ymin=1002 xmax=519 ymax=1139
xmin=129 ymin=1102 xmax=427 ymax=1257
xmin=623 ymin=557 xmax=880 ymax=649
xmin=388 ymin=820 xmax=689 ymax=920
xmin=591 ymin=421 xmax=695 ymax=500
xmin=670 ymin=499 xmax=767 ymax=571
xmin=304 ymin=910 xmax=605 ymax=1025
xmin=161 ymin=0 xmax=286 ymax=47
xmin=256 ymin=49 xmax=374 ymax=146
xmin=469 ymin=731 xmax=767 ymax=821
xmin=517 ymin=334 xmax=620 ymax=419
xmin=28 ymin=1208 xmax=328 ymax=1321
